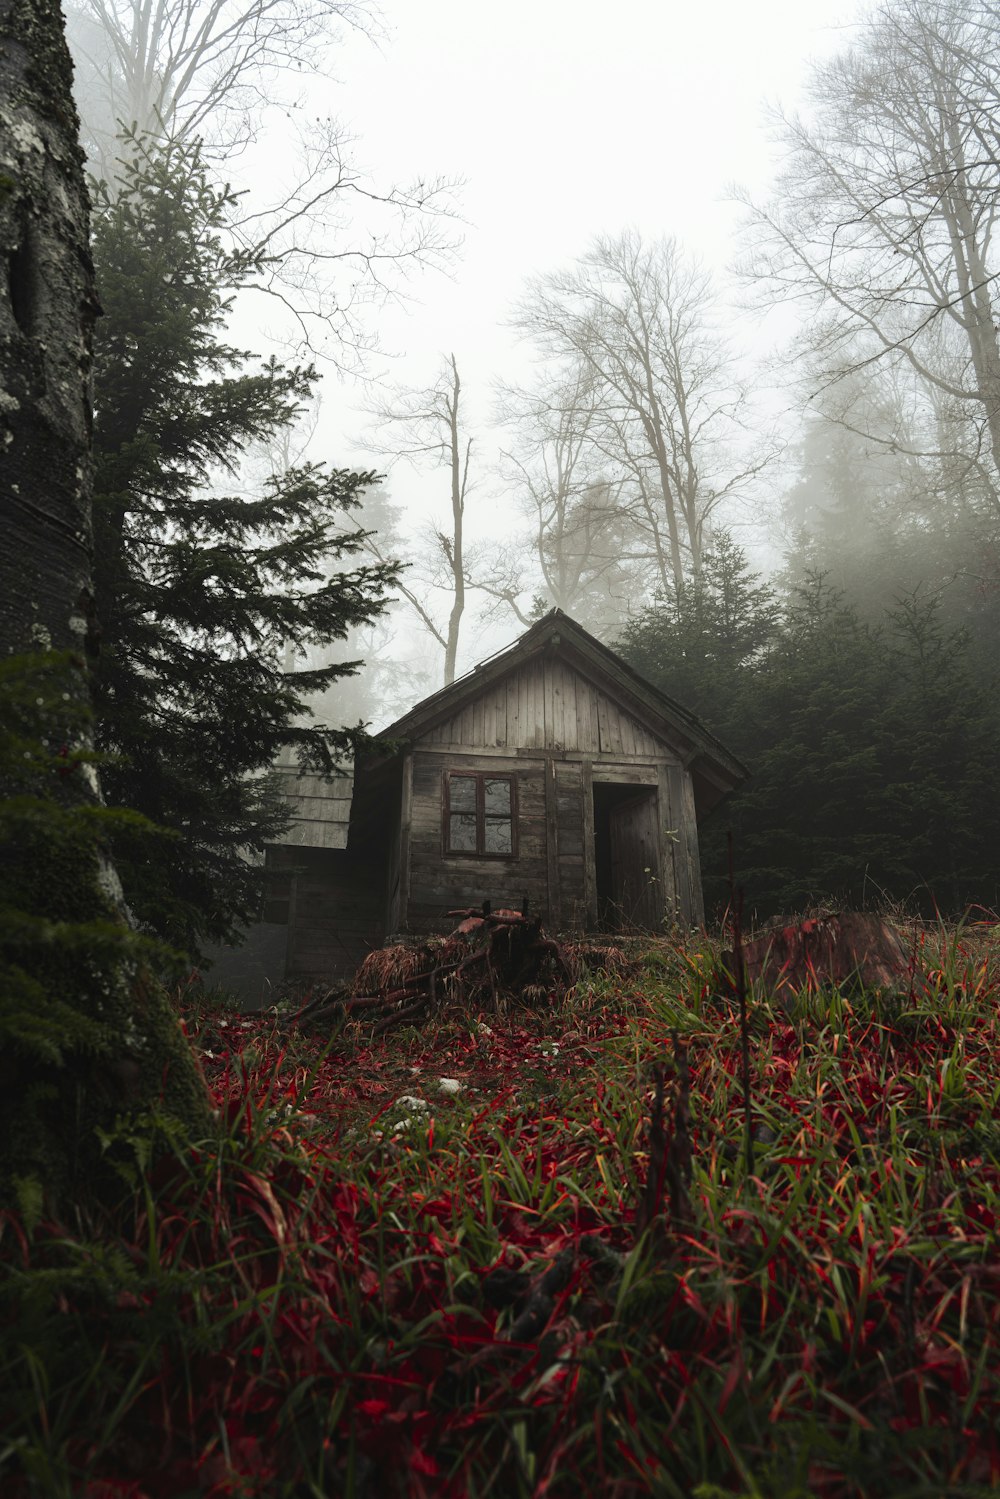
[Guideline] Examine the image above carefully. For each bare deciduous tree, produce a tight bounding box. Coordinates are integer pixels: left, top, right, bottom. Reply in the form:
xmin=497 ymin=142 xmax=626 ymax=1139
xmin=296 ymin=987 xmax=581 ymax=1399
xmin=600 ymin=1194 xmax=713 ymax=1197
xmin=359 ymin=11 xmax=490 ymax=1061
xmin=66 ymin=0 xmax=374 ymax=163
xmin=65 ymin=0 xmax=460 ymax=370
xmin=229 ymin=118 xmax=458 ymax=370
xmin=485 ymin=361 xmax=644 ymax=634
xmin=364 ymin=354 xmax=473 ymax=685
xmin=514 ymin=231 xmax=773 ymax=597
xmin=737 ymin=0 xmax=1000 ymax=494
xmin=309 ymin=484 xmax=424 ymax=725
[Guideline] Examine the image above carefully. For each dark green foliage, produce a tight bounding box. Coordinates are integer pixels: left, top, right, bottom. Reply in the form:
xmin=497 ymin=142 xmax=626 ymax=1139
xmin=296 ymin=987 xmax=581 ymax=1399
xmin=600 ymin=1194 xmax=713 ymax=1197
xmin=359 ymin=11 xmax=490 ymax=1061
xmin=874 ymin=592 xmax=1000 ymax=914
xmin=0 ymin=653 xmax=210 ymax=1213
xmin=617 ymin=532 xmax=780 ymax=726
xmin=89 ymin=138 xmax=398 ymax=957
xmin=617 ymin=538 xmax=1000 ymax=922
xmin=711 ymin=576 xmax=899 ymax=917
xmin=1 ymin=656 xmax=116 ymax=1083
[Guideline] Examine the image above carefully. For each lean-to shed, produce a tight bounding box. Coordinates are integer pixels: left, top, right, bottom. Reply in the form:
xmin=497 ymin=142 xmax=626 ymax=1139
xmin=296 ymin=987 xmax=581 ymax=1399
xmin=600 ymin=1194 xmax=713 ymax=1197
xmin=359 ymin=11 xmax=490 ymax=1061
xmin=208 ymin=610 xmax=747 ymax=1003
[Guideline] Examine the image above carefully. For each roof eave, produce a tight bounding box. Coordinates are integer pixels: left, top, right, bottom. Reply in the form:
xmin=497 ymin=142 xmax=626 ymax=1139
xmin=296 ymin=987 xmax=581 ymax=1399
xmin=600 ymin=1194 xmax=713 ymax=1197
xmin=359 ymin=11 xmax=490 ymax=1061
xmin=368 ymin=609 xmax=749 ymax=794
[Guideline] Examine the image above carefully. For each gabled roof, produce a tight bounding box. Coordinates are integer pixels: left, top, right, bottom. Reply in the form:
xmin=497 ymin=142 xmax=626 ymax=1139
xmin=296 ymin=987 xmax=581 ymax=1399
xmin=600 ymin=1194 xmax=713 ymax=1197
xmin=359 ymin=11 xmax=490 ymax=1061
xmin=374 ymin=609 xmax=748 ymax=812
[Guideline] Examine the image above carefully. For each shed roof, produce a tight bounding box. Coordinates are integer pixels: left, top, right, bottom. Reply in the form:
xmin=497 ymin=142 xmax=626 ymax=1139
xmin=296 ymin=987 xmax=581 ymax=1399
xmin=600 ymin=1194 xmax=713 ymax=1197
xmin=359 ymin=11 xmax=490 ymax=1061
xmin=376 ymin=609 xmax=748 ymax=814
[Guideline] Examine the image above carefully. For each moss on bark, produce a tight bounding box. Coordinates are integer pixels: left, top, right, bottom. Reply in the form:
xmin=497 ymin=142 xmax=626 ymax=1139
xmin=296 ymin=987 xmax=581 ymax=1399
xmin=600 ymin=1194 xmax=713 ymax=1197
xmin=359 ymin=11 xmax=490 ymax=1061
xmin=0 ymin=3 xmax=214 ymax=1214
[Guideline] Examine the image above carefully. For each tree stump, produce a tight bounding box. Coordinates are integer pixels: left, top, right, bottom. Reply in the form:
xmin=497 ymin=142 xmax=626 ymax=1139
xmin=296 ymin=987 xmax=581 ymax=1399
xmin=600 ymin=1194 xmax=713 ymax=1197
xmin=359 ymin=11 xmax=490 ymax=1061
xmin=723 ymin=912 xmax=917 ymax=998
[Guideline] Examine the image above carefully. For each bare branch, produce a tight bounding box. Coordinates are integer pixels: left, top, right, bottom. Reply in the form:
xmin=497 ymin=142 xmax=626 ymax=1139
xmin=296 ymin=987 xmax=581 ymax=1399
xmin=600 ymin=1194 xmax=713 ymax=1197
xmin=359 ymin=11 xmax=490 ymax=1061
xmin=66 ymin=3 xmax=463 ymax=372
xmin=735 ymin=0 xmax=1000 ymax=481
xmin=361 ymin=355 xmax=474 ymax=683
xmin=68 ymin=0 xmax=378 ymax=165
xmin=511 ymin=231 xmax=777 ymax=596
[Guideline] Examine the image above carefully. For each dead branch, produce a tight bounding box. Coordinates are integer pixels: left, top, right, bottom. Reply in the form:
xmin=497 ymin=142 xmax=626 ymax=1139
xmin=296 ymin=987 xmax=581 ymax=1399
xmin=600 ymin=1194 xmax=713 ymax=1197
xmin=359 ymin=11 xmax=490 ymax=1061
xmin=296 ymin=902 xmax=580 ymax=1033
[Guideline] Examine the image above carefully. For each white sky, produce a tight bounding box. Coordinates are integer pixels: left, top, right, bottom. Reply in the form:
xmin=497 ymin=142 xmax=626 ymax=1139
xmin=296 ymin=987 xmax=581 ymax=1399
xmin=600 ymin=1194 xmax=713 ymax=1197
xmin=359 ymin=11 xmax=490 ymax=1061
xmin=323 ymin=0 xmax=861 ymax=393
xmin=239 ymin=0 xmax=866 ymax=690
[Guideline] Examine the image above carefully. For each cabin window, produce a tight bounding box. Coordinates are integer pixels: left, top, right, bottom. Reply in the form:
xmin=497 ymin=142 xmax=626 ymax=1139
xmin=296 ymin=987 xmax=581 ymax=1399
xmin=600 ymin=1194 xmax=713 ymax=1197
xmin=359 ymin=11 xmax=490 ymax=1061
xmin=444 ymin=772 xmax=516 ymax=857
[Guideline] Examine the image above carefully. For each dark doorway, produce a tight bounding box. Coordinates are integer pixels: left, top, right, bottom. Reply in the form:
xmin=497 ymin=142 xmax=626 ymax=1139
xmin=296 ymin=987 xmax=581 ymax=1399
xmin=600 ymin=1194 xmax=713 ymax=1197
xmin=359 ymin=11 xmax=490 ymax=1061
xmin=592 ymin=782 xmax=660 ymax=930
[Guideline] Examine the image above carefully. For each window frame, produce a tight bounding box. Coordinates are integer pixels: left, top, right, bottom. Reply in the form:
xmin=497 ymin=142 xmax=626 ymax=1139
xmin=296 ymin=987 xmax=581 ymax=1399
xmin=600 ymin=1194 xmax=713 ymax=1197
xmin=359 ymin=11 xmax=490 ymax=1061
xmin=443 ymin=770 xmax=518 ymax=859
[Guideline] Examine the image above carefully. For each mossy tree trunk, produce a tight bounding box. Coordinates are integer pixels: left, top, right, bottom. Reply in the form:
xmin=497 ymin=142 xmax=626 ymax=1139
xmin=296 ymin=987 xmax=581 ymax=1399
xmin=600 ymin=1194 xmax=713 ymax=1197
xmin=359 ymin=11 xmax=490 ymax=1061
xmin=0 ymin=0 xmax=213 ymax=1215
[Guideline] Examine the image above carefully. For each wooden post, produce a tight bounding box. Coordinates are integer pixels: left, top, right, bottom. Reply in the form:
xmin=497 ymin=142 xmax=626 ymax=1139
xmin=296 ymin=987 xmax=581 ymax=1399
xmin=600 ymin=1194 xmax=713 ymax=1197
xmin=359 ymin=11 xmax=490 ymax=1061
xmin=679 ymin=768 xmax=705 ymax=927
xmin=581 ymin=756 xmax=598 ymax=928
xmin=667 ymin=765 xmax=696 ymax=924
xmin=284 ymin=867 xmax=299 ymax=979
xmin=656 ymin=762 xmax=678 ymax=927
xmin=398 ymin=751 xmax=413 ymax=931
xmin=544 ymin=754 xmax=560 ymax=928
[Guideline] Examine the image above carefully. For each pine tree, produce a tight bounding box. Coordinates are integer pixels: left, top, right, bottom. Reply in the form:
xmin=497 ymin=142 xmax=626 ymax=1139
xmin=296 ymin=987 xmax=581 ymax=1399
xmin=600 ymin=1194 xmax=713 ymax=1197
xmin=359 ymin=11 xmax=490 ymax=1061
xmin=90 ymin=138 xmax=398 ymax=956
xmin=874 ymin=592 xmax=1000 ymax=913
xmin=620 ymin=534 xmax=1000 ymax=921
xmin=616 ymin=531 xmax=780 ymax=733
xmin=716 ymin=575 xmax=894 ymax=919
xmin=1 ymin=5 xmax=213 ymax=1211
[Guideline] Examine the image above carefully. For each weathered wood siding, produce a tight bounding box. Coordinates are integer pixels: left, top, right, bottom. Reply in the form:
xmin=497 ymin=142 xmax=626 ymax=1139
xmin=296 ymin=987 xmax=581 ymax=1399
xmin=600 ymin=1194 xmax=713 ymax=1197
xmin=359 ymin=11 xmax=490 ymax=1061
xmin=421 ymin=657 xmax=665 ymax=758
xmin=401 ymin=656 xmax=705 ymax=933
xmin=274 ymin=768 xmax=353 ymax=849
xmin=553 ymin=760 xmax=587 ymax=928
xmin=406 ymin=751 xmax=549 ymax=930
xmin=385 ymin=755 xmax=409 ymax=935
xmin=268 ymin=845 xmax=384 ymax=984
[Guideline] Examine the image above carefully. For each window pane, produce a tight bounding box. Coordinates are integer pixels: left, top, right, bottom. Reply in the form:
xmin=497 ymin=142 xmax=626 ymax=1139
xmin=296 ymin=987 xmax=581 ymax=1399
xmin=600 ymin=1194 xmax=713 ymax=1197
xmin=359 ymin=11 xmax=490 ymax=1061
xmin=484 ymin=818 xmax=512 ymax=854
xmin=449 ymin=812 xmax=478 ymax=851
xmin=484 ymin=778 xmax=511 ymax=815
xmin=449 ymin=776 xmax=477 ymax=811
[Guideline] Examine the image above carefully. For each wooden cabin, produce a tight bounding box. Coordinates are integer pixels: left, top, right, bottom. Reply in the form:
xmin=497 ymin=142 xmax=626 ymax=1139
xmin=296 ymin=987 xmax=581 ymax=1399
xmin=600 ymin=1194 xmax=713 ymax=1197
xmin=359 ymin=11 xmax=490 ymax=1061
xmin=206 ymin=611 xmax=747 ymax=1004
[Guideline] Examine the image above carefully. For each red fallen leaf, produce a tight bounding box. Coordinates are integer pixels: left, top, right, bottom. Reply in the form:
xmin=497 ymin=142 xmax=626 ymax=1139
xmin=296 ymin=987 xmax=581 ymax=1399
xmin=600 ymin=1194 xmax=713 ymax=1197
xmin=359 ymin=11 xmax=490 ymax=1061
xmin=966 ymin=1201 xmax=997 ymax=1231
xmin=499 ymin=1207 xmax=543 ymax=1242
xmin=410 ymin=1446 xmax=440 ymax=1477
xmin=356 ymin=1398 xmax=393 ymax=1418
xmin=921 ymin=1344 xmax=970 ymax=1392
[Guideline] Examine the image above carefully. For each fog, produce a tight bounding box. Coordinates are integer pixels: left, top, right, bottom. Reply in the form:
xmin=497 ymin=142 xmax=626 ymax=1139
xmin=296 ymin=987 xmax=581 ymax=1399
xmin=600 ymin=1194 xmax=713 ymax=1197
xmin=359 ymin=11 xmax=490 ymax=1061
xmin=68 ymin=0 xmax=1000 ymax=730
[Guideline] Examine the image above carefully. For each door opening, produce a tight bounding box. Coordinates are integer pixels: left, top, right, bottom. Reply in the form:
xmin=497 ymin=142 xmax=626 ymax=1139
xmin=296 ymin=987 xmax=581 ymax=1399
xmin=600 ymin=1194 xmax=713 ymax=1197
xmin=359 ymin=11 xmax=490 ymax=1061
xmin=592 ymin=782 xmax=660 ymax=931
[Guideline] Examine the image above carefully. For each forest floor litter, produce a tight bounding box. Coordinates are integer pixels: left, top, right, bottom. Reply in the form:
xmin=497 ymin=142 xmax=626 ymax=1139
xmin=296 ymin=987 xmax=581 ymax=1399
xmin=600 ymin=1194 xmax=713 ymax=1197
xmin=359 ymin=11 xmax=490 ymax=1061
xmin=2 ymin=920 xmax=1000 ymax=1497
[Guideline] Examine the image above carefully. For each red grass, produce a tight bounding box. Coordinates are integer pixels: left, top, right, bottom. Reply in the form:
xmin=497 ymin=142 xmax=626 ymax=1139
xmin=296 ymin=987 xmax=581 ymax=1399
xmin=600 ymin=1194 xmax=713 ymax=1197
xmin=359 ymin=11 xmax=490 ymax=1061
xmin=3 ymin=929 xmax=1000 ymax=1496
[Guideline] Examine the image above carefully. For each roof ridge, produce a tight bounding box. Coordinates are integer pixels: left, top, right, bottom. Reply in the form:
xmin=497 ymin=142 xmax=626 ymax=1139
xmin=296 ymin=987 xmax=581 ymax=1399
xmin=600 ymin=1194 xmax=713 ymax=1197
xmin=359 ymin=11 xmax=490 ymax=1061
xmin=371 ymin=609 xmax=746 ymax=786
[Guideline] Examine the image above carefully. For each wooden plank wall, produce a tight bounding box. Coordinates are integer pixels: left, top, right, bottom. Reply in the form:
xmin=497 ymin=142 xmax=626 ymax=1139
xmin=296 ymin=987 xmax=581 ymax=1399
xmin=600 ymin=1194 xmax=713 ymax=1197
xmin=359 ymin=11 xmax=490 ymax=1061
xmin=268 ymin=846 xmax=384 ymax=985
xmin=406 ymin=750 xmax=549 ymax=930
xmin=677 ymin=768 xmax=705 ymax=926
xmin=404 ymin=656 xmax=706 ymax=932
xmin=275 ymin=768 xmax=353 ymax=849
xmin=422 ymin=658 xmax=663 ymax=758
xmin=660 ymin=767 xmax=692 ymax=927
xmin=383 ymin=760 xmax=407 ymax=935
xmin=554 ymin=760 xmax=589 ymax=928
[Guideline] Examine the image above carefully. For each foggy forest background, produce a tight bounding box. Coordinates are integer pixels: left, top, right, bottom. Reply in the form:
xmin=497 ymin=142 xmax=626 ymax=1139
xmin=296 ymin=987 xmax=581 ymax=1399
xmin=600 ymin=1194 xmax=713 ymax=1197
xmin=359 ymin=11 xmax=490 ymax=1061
xmin=62 ymin=0 xmax=1000 ymax=944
